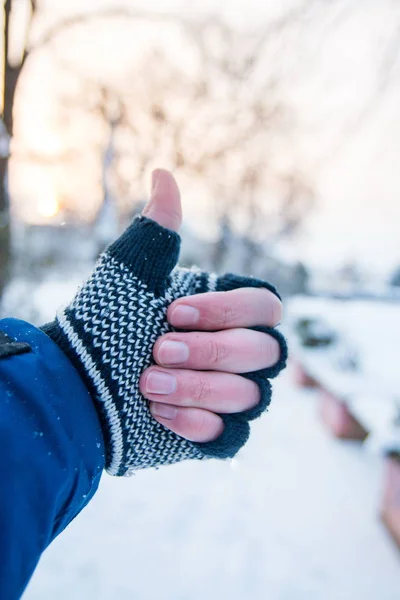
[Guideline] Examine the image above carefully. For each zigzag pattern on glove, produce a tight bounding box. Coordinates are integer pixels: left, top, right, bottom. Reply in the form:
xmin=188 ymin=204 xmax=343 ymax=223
xmin=42 ymin=216 xmax=287 ymax=476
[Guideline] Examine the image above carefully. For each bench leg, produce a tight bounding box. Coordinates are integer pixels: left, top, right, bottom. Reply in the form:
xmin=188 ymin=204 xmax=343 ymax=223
xmin=380 ymin=456 xmax=400 ymax=551
xmin=319 ymin=390 xmax=368 ymax=441
xmin=292 ymin=361 xmax=319 ymax=389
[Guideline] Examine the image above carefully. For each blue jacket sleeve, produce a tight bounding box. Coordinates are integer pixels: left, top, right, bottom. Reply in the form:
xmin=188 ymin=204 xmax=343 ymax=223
xmin=0 ymin=318 xmax=105 ymax=600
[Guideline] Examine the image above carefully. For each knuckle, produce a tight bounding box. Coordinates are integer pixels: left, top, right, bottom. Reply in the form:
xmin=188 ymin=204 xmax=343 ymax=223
xmin=202 ymin=339 xmax=228 ymax=366
xmin=189 ymin=375 xmax=211 ymax=404
xmin=219 ymin=304 xmax=237 ymax=326
xmin=205 ymin=302 xmax=237 ymax=327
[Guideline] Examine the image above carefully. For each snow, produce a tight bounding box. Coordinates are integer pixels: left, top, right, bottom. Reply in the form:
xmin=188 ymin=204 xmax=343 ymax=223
xmin=286 ymin=296 xmax=400 ymax=453
xmin=23 ymin=375 xmax=400 ymax=600
xmin=1 ymin=274 xmax=89 ymax=324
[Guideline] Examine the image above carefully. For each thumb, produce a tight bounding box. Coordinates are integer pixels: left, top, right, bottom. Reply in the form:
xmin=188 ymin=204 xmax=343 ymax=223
xmin=142 ymin=169 xmax=182 ymax=233
xmin=107 ymin=168 xmax=182 ymax=291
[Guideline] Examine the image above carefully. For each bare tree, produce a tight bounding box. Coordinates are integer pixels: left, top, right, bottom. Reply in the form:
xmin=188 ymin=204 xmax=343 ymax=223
xmin=46 ymin=12 xmax=314 ymax=260
xmin=5 ymin=2 xmax=319 ymax=281
xmin=0 ymin=0 xmax=36 ymax=295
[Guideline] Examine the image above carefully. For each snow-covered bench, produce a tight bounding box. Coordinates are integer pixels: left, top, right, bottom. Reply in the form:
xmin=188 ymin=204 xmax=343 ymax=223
xmin=286 ymin=296 xmax=400 ymax=454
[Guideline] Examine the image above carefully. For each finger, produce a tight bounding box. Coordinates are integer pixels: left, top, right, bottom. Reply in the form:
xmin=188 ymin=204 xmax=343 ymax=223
xmin=153 ymin=328 xmax=280 ymax=373
xmin=149 ymin=403 xmax=224 ymax=443
xmin=142 ymin=169 xmax=182 ymax=232
xmin=140 ymin=367 xmax=260 ymax=412
xmin=168 ymin=287 xmax=282 ymax=330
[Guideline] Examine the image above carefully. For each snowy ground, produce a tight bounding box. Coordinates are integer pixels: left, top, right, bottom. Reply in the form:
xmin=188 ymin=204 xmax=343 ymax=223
xmin=23 ymin=373 xmax=400 ymax=600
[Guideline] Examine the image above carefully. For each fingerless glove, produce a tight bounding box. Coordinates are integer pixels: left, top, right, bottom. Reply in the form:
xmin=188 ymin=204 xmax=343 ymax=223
xmin=42 ymin=216 xmax=287 ymax=476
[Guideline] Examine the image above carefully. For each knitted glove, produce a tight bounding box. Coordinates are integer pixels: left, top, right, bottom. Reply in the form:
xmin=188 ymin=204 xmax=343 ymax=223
xmin=42 ymin=216 xmax=287 ymax=476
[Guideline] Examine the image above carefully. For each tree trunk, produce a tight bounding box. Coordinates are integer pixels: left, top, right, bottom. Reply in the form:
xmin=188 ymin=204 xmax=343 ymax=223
xmin=0 ymin=0 xmax=12 ymax=299
xmin=0 ymin=0 xmax=25 ymax=299
xmin=0 ymin=155 xmax=10 ymax=297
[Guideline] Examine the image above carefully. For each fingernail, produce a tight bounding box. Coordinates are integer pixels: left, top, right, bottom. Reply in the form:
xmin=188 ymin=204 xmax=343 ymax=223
xmin=146 ymin=371 xmax=177 ymax=394
xmin=170 ymin=305 xmax=200 ymax=326
xmin=151 ymin=402 xmax=178 ymax=420
xmin=158 ymin=340 xmax=189 ymax=364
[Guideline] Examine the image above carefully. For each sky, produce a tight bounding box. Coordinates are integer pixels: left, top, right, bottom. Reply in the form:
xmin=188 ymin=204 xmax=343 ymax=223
xmin=8 ymin=0 xmax=400 ymax=275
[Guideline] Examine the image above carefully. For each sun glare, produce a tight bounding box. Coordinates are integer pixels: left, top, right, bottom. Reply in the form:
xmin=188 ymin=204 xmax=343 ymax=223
xmin=37 ymin=196 xmax=61 ymax=219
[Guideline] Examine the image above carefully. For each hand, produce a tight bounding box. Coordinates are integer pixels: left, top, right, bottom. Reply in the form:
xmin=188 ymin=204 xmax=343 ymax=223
xmin=139 ymin=169 xmax=283 ymax=443
xmin=45 ymin=167 xmax=286 ymax=475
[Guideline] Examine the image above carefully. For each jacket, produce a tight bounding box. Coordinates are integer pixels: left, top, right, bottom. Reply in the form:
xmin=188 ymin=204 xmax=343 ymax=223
xmin=0 ymin=318 xmax=104 ymax=600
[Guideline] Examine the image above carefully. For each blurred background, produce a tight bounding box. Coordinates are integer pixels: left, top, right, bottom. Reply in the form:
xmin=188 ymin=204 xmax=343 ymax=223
xmin=0 ymin=0 xmax=399 ymax=598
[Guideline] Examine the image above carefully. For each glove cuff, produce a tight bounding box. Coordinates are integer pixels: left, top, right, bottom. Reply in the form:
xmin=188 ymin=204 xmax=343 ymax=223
xmin=41 ymin=318 xmax=122 ymax=473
